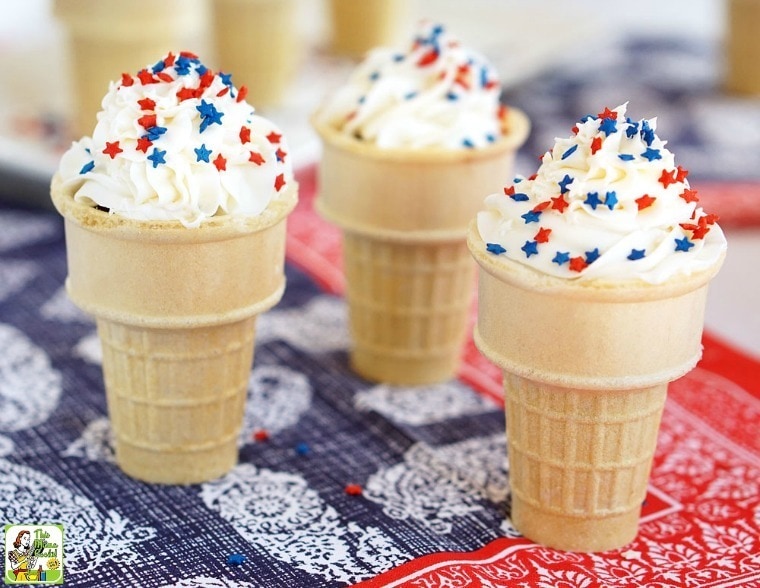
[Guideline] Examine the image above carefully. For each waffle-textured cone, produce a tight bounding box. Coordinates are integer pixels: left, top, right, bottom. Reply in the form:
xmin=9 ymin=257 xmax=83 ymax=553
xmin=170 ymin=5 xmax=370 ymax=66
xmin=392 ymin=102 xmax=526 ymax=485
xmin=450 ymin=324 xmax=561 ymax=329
xmin=328 ymin=0 xmax=406 ymax=58
xmin=51 ymin=174 xmax=297 ymax=484
xmin=313 ymin=109 xmax=530 ymax=384
xmin=54 ymin=0 xmax=203 ymax=137
xmin=725 ymin=0 xmax=760 ymax=96
xmin=211 ymin=0 xmax=299 ymax=108
xmin=468 ymin=223 xmax=725 ymax=551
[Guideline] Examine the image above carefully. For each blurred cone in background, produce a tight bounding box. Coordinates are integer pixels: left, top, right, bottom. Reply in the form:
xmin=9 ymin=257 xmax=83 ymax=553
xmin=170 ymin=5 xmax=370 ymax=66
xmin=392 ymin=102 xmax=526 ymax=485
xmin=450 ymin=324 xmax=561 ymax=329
xmin=54 ymin=0 xmax=205 ymax=138
xmin=725 ymin=0 xmax=760 ymax=96
xmin=327 ymin=0 xmax=407 ymax=58
xmin=211 ymin=0 xmax=301 ymax=109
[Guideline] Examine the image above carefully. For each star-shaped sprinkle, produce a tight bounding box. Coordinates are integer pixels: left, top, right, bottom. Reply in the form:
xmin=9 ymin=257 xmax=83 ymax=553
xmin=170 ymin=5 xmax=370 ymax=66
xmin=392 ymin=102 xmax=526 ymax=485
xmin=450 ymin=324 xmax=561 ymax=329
xmin=569 ymin=256 xmax=588 ymax=272
xmin=597 ymin=107 xmax=616 ymax=120
xmin=521 ymin=210 xmax=542 ymax=224
xmin=79 ymin=161 xmax=95 ymax=174
xmin=138 ymin=114 xmax=157 ymax=129
xmin=266 ymin=131 xmax=282 ymax=144
xmin=151 ymin=58 xmax=166 ymax=73
xmin=236 ymin=85 xmax=249 ymax=103
xmin=521 ymin=240 xmax=538 ymax=257
xmin=585 ymin=248 xmax=600 ymax=264
xmin=585 ymin=192 xmax=602 ymax=210
xmin=156 ymin=72 xmax=173 ymax=83
xmin=102 ymin=141 xmax=123 ymax=159
xmin=641 ymin=147 xmax=662 ymax=161
xmin=136 ymin=69 xmax=158 ymax=85
xmin=534 ymin=227 xmax=552 ymax=243
xmin=486 ymin=243 xmax=506 ymax=255
xmin=213 ymin=153 xmax=227 ymax=171
xmin=679 ymin=188 xmax=699 ymax=203
xmin=163 ymin=52 xmax=176 ymax=67
xmin=703 ymin=213 xmax=719 ymax=225
xmin=552 ymin=251 xmax=570 ymax=265
xmin=674 ymin=237 xmax=694 ymax=252
xmin=462 ymin=138 xmax=475 ymax=149
xmin=618 ymin=154 xmax=634 ymax=161
xmin=511 ymin=192 xmax=529 ymax=202
xmin=599 ymin=117 xmax=617 ymax=136
xmin=625 ymin=120 xmax=639 ymax=138
xmin=675 ymin=165 xmax=689 ymax=182
xmin=137 ymin=97 xmax=156 ymax=111
xmin=640 ymin=120 xmax=655 ymax=145
xmin=628 ymin=249 xmax=646 ymax=260
xmin=344 ymin=483 xmax=363 ymax=496
xmin=680 ymin=220 xmax=710 ymax=240
xmin=194 ymin=144 xmax=212 ymax=163
xmin=551 ymin=195 xmax=569 ymax=212
xmin=295 ymin=442 xmax=310 ymax=456
xmin=216 ymin=87 xmax=230 ymax=98
xmin=147 ymin=148 xmax=166 ymax=168
xmin=635 ymin=194 xmax=656 ymax=210
xmin=604 ymin=191 xmax=618 ymax=210
xmin=561 ymin=144 xmax=578 ymax=160
xmin=590 ymin=136 xmax=602 ymax=154
xmin=276 ymin=148 xmax=287 ymax=163
xmin=658 ymin=169 xmax=678 ymax=188
xmin=417 ymin=48 xmax=439 ymax=67
xmin=239 ymin=126 xmax=251 ymax=144
xmin=558 ymin=174 xmax=574 ymax=194
xmin=144 ymin=126 xmax=167 ymax=141
xmin=136 ymin=137 xmax=153 ymax=153
xmin=197 ymin=101 xmax=224 ymax=133
xmin=248 ymin=151 xmax=265 ymax=165
xmin=227 ymin=554 xmax=246 ymax=566
xmin=121 ymin=73 xmax=134 ymax=87
xmin=274 ymin=173 xmax=286 ymax=192
xmin=176 ymin=87 xmax=200 ymax=102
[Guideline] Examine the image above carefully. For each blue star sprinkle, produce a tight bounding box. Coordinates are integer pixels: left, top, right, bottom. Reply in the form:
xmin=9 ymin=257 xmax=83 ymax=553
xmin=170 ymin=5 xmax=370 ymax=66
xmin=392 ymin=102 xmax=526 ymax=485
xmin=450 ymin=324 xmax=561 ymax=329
xmin=641 ymin=147 xmax=662 ymax=161
xmin=198 ymin=103 xmax=224 ymax=133
xmin=674 ymin=237 xmax=695 ymax=252
xmin=521 ymin=210 xmax=542 ymax=224
xmin=585 ymin=192 xmax=602 ymax=210
xmin=295 ymin=442 xmax=311 ymax=456
xmin=196 ymin=99 xmax=216 ymax=118
xmin=640 ymin=120 xmax=655 ymax=145
xmin=510 ymin=192 xmax=530 ymax=202
xmin=147 ymin=148 xmax=167 ymax=168
xmin=579 ymin=114 xmax=594 ymax=124
xmin=486 ymin=243 xmax=507 ymax=255
xmin=462 ymin=138 xmax=475 ymax=149
xmin=521 ymin=240 xmax=539 ymax=257
xmin=219 ymin=72 xmax=234 ymax=88
xmin=628 ymin=249 xmax=646 ymax=260
xmin=485 ymin=133 xmax=496 ymax=143
xmin=446 ymin=92 xmax=459 ymax=101
xmin=194 ymin=144 xmax=212 ymax=163
xmin=558 ymin=174 xmax=574 ymax=194
xmin=227 ymin=554 xmax=246 ymax=566
xmin=605 ymin=191 xmax=618 ymax=210
xmin=144 ymin=126 xmax=167 ymax=141
xmin=480 ymin=66 xmax=489 ymax=87
xmin=599 ymin=117 xmax=617 ymax=136
xmin=196 ymin=64 xmax=208 ymax=76
xmin=174 ymin=55 xmax=192 ymax=75
xmin=404 ymin=92 xmax=417 ymax=100
xmin=585 ymin=248 xmax=600 ymax=264
xmin=151 ymin=59 xmax=166 ymax=73
xmin=618 ymin=154 xmax=634 ymax=161
xmin=79 ymin=160 xmax=95 ymax=174
xmin=552 ymin=251 xmax=570 ymax=265
xmin=392 ymin=53 xmax=404 ymax=62
xmin=625 ymin=119 xmax=639 ymax=138
xmin=369 ymin=71 xmax=380 ymax=81
xmin=561 ymin=144 xmax=578 ymax=160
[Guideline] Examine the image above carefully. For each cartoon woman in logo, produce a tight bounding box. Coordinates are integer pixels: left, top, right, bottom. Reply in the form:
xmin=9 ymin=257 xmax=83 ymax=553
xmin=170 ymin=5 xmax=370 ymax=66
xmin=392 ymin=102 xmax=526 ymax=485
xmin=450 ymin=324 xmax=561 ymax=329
xmin=7 ymin=529 xmax=38 ymax=581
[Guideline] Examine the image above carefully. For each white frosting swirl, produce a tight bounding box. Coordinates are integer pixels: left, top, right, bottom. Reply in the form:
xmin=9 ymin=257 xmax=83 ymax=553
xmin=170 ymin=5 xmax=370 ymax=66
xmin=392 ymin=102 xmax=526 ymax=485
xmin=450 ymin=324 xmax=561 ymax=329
xmin=477 ymin=103 xmax=726 ymax=284
xmin=315 ymin=21 xmax=506 ymax=150
xmin=58 ymin=51 xmax=293 ymax=228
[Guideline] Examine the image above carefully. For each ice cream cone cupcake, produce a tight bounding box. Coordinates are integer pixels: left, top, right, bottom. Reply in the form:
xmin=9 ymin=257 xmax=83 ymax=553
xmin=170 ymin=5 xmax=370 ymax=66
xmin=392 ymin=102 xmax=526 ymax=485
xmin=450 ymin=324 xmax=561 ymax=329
xmin=327 ymin=0 xmax=406 ymax=58
xmin=211 ymin=0 xmax=301 ymax=108
xmin=54 ymin=0 xmax=205 ymax=137
xmin=469 ymin=104 xmax=726 ymax=551
xmin=313 ymin=22 xmax=529 ymax=385
xmin=51 ymin=52 xmax=297 ymax=484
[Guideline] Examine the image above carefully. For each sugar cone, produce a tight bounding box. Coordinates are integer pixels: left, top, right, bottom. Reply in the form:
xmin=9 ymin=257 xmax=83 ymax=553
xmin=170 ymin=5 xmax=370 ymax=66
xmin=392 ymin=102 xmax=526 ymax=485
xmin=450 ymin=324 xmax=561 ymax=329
xmin=54 ymin=0 xmax=204 ymax=137
xmin=725 ymin=0 xmax=760 ymax=96
xmin=313 ymin=109 xmax=530 ymax=385
xmin=468 ymin=224 xmax=725 ymax=551
xmin=51 ymin=174 xmax=297 ymax=484
xmin=327 ymin=0 xmax=406 ymax=58
xmin=211 ymin=0 xmax=300 ymax=108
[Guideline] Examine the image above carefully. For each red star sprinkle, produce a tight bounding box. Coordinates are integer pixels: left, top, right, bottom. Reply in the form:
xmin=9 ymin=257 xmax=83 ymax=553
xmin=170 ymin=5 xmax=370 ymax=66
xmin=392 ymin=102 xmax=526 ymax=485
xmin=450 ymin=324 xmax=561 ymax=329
xmin=504 ymin=186 xmax=515 ymax=196
xmin=598 ymin=107 xmax=616 ymax=120
xmin=534 ymin=227 xmax=552 ymax=243
xmin=136 ymin=137 xmax=153 ymax=153
xmin=703 ymin=213 xmax=719 ymax=225
xmin=497 ymin=104 xmax=508 ymax=122
xmin=569 ymin=256 xmax=588 ymax=272
xmin=679 ymin=188 xmax=699 ymax=203
xmin=675 ymin=165 xmax=689 ymax=182
xmin=121 ymin=73 xmax=134 ymax=87
xmin=102 ymin=141 xmax=123 ymax=159
xmin=138 ymin=114 xmax=157 ymax=129
xmin=532 ymin=201 xmax=551 ymax=212
xmin=157 ymin=72 xmax=173 ymax=83
xmin=658 ymin=169 xmax=678 ymax=188
xmin=454 ymin=64 xmax=471 ymax=89
xmin=137 ymin=69 xmax=158 ymax=85
xmin=180 ymin=50 xmax=199 ymax=59
xmin=199 ymin=69 xmax=214 ymax=90
xmin=344 ymin=484 xmax=363 ymax=496
xmin=276 ymin=148 xmax=287 ymax=163
xmin=237 ymin=85 xmax=248 ymax=103
xmin=217 ymin=87 xmax=230 ymax=97
xmin=590 ymin=136 xmax=602 ymax=155
xmin=137 ymin=98 xmax=156 ymax=111
xmin=551 ymin=195 xmax=569 ymax=212
xmin=239 ymin=126 xmax=251 ymax=144
xmin=680 ymin=220 xmax=710 ymax=240
xmin=213 ymin=154 xmax=227 ymax=171
xmin=528 ymin=173 xmax=538 ymax=181
xmin=177 ymin=87 xmax=200 ymax=102
xmin=274 ymin=173 xmax=286 ymax=192
xmin=253 ymin=430 xmax=269 ymax=442
xmin=571 ymin=125 xmax=579 ymax=135
xmin=417 ymin=48 xmax=439 ymax=67
xmin=635 ymin=194 xmax=656 ymax=210
xmin=484 ymin=79 xmax=499 ymax=90
xmin=266 ymin=131 xmax=282 ymax=144
xmin=248 ymin=151 xmax=265 ymax=165
xmin=163 ymin=52 xmax=176 ymax=67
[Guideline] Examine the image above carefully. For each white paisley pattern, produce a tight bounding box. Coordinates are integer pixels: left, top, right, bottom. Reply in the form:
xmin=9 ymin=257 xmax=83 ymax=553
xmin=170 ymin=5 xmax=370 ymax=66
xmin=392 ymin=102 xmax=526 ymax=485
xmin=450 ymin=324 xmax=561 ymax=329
xmin=0 ymin=211 xmax=59 ymax=252
xmin=257 ymin=295 xmax=350 ymax=353
xmin=0 ymin=459 xmax=156 ymax=574
xmin=200 ymin=463 xmax=408 ymax=584
xmin=40 ymin=286 xmax=92 ymax=323
xmin=364 ymin=434 xmax=509 ymax=534
xmin=0 ymin=261 xmax=38 ymax=303
xmin=0 ymin=323 xmax=62 ymax=432
xmin=62 ymin=416 xmax=116 ymax=463
xmin=159 ymin=578 xmax=257 ymax=588
xmin=355 ymin=380 xmax=498 ymax=426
